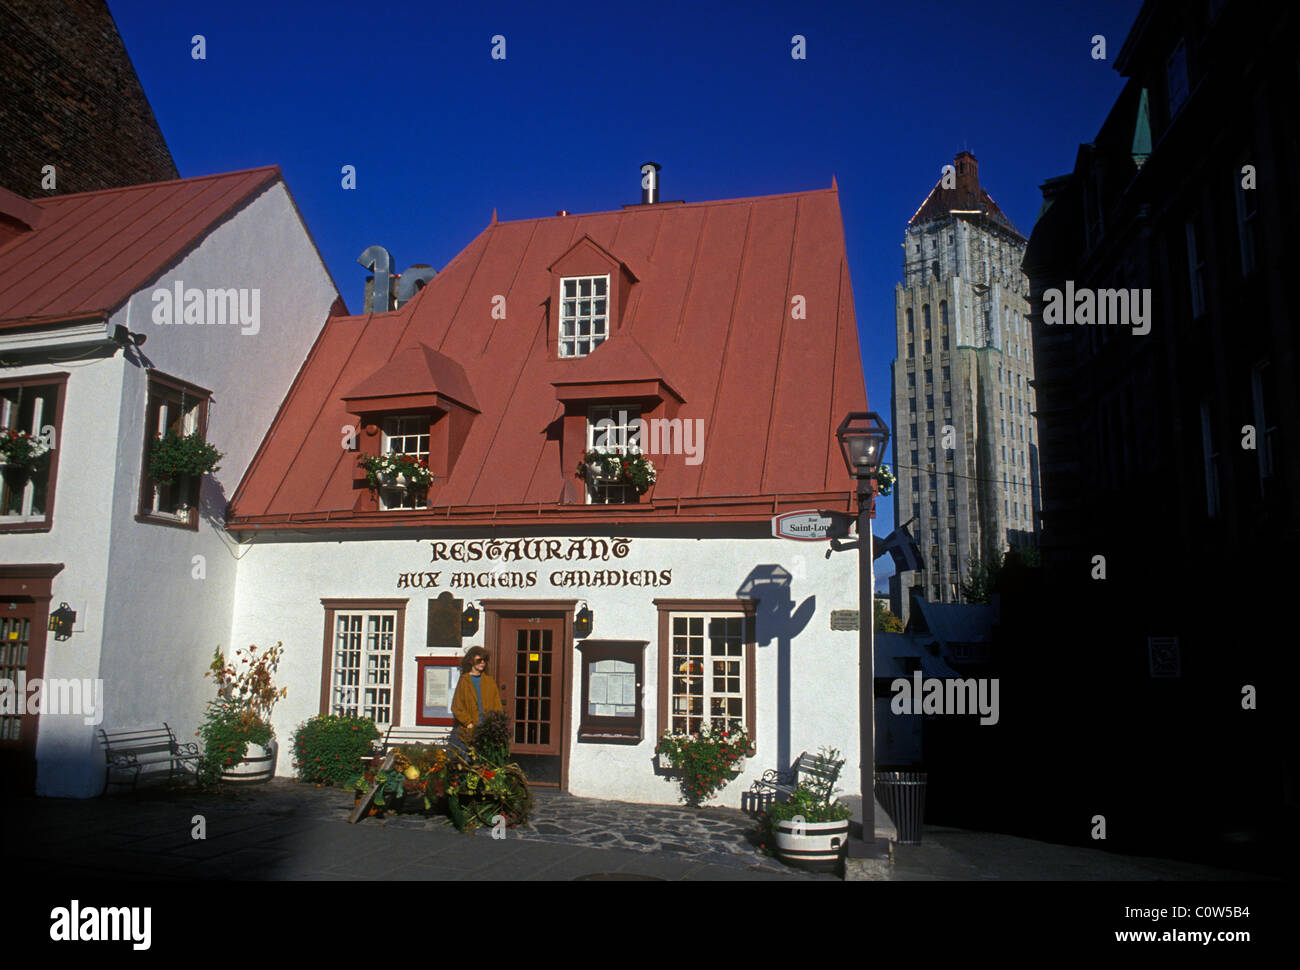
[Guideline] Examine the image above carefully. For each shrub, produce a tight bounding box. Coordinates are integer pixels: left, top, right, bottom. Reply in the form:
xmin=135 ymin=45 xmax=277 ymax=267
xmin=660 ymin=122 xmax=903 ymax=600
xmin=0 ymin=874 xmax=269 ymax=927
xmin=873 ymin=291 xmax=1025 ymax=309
xmin=293 ymin=715 xmax=380 ymax=786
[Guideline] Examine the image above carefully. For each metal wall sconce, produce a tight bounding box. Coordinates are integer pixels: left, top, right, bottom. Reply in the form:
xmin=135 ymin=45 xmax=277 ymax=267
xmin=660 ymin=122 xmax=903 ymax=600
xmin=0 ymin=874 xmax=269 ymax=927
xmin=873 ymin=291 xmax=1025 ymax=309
xmin=575 ymin=603 xmax=593 ymax=639
xmin=461 ymin=602 xmax=479 ymax=638
xmin=49 ymin=602 xmax=77 ymax=641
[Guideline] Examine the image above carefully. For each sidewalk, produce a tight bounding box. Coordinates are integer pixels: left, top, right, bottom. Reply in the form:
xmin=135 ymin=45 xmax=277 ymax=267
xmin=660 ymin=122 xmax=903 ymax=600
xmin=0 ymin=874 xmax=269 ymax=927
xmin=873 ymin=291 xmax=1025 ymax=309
xmin=3 ymin=780 xmax=1276 ymax=881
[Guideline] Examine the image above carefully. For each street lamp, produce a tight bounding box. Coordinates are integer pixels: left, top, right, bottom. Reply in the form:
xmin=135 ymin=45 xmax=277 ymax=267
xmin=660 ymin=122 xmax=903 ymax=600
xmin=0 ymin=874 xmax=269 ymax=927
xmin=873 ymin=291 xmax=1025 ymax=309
xmin=836 ymin=411 xmax=889 ymax=861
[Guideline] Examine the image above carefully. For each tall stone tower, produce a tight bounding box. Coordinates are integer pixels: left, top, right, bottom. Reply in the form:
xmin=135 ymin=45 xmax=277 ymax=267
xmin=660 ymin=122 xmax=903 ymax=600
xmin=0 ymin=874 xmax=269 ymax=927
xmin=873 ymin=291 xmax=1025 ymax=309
xmin=889 ymin=151 xmax=1040 ymax=623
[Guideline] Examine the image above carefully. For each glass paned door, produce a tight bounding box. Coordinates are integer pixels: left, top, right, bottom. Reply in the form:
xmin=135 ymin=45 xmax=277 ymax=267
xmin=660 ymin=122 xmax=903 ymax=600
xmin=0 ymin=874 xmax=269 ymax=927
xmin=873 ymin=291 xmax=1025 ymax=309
xmin=499 ymin=616 xmax=564 ymax=756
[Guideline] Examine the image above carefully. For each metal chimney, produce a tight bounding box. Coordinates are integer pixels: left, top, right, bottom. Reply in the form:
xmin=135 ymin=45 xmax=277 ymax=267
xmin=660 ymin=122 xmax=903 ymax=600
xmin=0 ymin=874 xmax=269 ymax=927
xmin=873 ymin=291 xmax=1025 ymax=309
xmin=640 ymin=162 xmax=661 ymax=204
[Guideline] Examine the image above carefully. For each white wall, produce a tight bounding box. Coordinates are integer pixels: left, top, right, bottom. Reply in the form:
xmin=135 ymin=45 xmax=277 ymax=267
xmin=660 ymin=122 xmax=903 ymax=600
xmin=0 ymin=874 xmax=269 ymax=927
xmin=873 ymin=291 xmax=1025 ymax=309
xmin=19 ymin=179 xmax=338 ymax=796
xmin=230 ymin=529 xmax=866 ymax=807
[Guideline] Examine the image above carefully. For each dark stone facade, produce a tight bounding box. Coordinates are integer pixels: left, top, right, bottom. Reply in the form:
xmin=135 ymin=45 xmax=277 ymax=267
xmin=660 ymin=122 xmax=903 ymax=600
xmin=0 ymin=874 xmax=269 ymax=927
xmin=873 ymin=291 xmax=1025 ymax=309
xmin=0 ymin=0 xmax=178 ymax=195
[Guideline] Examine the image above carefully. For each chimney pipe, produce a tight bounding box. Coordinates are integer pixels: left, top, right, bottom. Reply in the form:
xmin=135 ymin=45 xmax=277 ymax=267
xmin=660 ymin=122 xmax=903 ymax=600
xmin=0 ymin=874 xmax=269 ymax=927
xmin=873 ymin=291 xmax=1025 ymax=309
xmin=640 ymin=161 xmax=661 ymax=204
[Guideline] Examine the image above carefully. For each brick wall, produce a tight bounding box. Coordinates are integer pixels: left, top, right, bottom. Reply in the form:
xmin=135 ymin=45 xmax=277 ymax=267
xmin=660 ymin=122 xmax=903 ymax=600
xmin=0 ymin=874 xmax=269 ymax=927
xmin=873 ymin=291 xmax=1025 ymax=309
xmin=0 ymin=0 xmax=178 ymax=195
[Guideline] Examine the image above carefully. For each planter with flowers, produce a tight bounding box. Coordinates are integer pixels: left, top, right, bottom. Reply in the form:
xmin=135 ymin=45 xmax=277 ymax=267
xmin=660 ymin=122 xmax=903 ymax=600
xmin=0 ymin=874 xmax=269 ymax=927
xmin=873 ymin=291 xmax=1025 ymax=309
xmin=578 ymin=449 xmax=656 ymax=494
xmin=197 ymin=642 xmax=287 ymax=786
xmin=358 ymin=452 xmax=433 ymax=492
xmin=763 ymin=746 xmax=853 ymax=872
xmin=148 ymin=430 xmax=223 ymax=486
xmin=349 ymin=711 xmax=532 ymax=830
xmin=0 ymin=427 xmax=51 ymax=480
xmin=654 ymin=722 xmax=752 ymax=806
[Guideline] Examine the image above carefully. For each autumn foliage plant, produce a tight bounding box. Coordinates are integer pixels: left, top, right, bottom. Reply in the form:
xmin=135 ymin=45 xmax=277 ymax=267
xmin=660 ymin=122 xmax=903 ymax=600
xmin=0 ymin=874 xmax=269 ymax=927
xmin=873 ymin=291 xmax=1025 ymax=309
xmin=655 ymin=722 xmax=752 ymax=806
xmin=349 ymin=711 xmax=532 ymax=830
xmin=196 ymin=642 xmax=287 ymax=785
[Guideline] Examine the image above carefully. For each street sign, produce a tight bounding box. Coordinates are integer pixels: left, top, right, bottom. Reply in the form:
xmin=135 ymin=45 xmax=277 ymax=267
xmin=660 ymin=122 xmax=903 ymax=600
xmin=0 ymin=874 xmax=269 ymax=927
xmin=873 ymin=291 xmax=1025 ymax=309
xmin=771 ymin=509 xmax=854 ymax=541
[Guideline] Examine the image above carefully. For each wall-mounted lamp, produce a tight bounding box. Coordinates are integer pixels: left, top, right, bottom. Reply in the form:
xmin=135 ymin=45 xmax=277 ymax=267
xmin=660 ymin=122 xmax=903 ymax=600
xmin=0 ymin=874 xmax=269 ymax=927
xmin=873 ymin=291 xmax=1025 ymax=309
xmin=461 ymin=602 xmax=480 ymax=638
xmin=112 ymin=324 xmax=147 ymax=348
xmin=49 ymin=602 xmax=77 ymax=641
xmin=574 ymin=603 xmax=593 ymax=639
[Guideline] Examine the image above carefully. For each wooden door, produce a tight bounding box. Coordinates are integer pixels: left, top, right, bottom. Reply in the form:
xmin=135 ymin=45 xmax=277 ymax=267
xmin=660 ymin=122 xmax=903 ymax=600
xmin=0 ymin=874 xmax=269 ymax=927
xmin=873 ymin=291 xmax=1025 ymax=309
xmin=496 ymin=616 xmax=564 ymax=758
xmin=0 ymin=599 xmax=42 ymax=794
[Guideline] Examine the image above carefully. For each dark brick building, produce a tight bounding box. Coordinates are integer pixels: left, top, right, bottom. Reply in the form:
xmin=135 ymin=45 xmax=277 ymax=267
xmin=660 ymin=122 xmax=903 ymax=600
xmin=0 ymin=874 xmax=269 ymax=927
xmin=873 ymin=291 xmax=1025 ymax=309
xmin=967 ymin=0 xmax=1297 ymax=870
xmin=0 ymin=0 xmax=177 ymax=196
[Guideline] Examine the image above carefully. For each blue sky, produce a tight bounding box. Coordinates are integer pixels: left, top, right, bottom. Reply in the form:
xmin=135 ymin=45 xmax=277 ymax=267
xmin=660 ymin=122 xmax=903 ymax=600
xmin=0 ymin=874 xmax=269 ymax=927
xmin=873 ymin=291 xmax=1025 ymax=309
xmin=109 ymin=0 xmax=1142 ymax=589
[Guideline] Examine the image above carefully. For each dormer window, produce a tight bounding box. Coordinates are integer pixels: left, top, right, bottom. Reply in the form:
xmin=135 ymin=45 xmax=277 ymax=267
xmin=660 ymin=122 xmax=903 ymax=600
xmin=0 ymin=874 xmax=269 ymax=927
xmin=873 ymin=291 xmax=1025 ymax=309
xmin=379 ymin=414 xmax=431 ymax=510
xmin=560 ymin=275 xmax=610 ymax=358
xmin=586 ymin=404 xmax=640 ymax=504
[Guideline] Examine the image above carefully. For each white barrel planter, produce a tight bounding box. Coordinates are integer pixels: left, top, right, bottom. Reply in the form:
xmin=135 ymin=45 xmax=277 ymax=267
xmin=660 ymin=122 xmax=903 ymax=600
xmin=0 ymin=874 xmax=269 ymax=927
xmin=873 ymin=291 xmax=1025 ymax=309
xmin=773 ymin=817 xmax=851 ymax=872
xmin=221 ymin=738 xmax=277 ymax=784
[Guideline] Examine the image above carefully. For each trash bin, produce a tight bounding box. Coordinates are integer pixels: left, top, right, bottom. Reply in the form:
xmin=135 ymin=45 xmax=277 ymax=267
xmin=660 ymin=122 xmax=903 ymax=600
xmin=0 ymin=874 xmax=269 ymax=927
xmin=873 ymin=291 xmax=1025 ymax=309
xmin=875 ymin=771 xmax=927 ymax=844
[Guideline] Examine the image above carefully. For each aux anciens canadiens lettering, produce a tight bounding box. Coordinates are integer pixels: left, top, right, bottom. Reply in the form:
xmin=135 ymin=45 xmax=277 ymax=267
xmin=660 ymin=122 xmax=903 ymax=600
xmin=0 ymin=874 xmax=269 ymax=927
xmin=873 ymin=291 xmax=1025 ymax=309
xmin=396 ymin=538 xmax=673 ymax=590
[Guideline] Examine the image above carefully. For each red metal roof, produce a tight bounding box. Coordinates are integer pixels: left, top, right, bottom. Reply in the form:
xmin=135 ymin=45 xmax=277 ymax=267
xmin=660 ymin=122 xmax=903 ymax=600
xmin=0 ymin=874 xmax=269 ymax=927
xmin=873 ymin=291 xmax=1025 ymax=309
xmin=0 ymin=167 xmax=282 ymax=327
xmin=228 ymin=184 xmax=870 ymax=529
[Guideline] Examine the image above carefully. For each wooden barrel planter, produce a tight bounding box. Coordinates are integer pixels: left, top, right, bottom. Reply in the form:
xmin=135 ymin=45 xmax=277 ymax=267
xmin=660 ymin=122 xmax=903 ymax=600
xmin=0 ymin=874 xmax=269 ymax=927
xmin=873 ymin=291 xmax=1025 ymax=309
xmin=221 ymin=738 xmax=277 ymax=784
xmin=772 ymin=817 xmax=851 ymax=872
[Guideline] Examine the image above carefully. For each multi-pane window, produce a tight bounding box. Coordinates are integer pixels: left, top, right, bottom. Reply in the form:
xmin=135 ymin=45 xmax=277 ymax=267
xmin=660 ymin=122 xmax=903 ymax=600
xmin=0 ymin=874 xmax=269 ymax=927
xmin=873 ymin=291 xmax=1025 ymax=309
xmin=907 ymin=372 xmax=916 ymax=388
xmin=330 ymin=611 xmax=397 ymax=729
xmin=586 ymin=404 xmax=641 ymax=504
xmin=379 ymin=414 xmax=431 ymax=511
xmin=0 ymin=379 xmax=62 ymax=525
xmin=1235 ymin=163 xmax=1258 ymax=275
xmin=1166 ymin=40 xmax=1189 ymax=118
xmin=669 ymin=614 xmax=745 ymax=735
xmin=907 ymin=342 xmax=914 ymax=358
xmin=139 ymin=375 xmax=211 ymax=525
xmin=906 ymin=308 xmax=914 ymax=333
xmin=559 ymin=275 xmax=609 ymax=357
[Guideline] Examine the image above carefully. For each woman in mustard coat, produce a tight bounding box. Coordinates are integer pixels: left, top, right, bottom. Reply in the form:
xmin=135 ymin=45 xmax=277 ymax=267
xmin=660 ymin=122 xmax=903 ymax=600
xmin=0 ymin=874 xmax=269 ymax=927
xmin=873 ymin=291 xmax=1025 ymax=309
xmin=449 ymin=646 xmax=505 ymax=754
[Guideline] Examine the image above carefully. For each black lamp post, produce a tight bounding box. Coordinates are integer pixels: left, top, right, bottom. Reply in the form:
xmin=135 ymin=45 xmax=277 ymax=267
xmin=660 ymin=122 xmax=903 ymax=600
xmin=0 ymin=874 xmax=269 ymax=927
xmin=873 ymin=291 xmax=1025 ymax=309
xmin=835 ymin=411 xmax=889 ymax=856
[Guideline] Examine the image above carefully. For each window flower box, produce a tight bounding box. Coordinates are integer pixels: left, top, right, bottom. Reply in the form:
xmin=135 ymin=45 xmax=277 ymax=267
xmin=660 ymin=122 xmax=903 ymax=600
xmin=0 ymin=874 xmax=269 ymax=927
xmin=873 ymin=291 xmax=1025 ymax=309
xmin=359 ymin=452 xmax=433 ymax=491
xmin=578 ymin=449 xmax=656 ymax=494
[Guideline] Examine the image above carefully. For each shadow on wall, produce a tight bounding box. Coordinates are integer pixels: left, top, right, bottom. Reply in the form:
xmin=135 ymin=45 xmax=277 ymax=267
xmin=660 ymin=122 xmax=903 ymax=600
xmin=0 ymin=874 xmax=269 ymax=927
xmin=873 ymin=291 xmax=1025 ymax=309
xmin=737 ymin=565 xmax=815 ymax=775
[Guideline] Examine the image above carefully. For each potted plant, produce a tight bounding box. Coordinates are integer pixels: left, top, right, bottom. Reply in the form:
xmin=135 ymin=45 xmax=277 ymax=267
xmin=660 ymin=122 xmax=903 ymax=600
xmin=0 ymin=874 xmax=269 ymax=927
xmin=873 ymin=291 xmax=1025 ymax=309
xmin=147 ymin=429 xmax=223 ymax=486
xmin=0 ymin=427 xmax=51 ymax=479
xmin=197 ymin=642 xmax=287 ymax=785
xmin=358 ymin=452 xmax=433 ymax=491
xmin=654 ymin=721 xmax=752 ymax=805
xmin=763 ymin=746 xmax=853 ymax=872
xmin=577 ymin=449 xmax=657 ymax=494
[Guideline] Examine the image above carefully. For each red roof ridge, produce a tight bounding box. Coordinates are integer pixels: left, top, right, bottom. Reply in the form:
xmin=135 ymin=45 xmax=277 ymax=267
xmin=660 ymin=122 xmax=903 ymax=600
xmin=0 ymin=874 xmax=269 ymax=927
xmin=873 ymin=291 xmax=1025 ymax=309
xmin=490 ymin=184 xmax=839 ymax=227
xmin=29 ymin=166 xmax=281 ymax=205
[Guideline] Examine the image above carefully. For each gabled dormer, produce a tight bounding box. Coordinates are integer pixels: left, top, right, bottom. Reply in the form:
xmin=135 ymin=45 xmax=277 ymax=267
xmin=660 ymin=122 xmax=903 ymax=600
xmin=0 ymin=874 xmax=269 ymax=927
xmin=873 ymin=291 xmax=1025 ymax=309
xmin=547 ymin=235 xmax=639 ymax=360
xmin=341 ymin=343 xmax=479 ymax=511
xmin=549 ymin=332 xmax=684 ymax=504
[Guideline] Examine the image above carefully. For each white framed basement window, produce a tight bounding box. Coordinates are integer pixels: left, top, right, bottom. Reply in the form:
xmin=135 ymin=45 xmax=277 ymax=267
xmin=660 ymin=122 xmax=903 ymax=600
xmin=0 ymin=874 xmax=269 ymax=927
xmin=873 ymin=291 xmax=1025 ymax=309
xmin=586 ymin=404 xmax=640 ymax=504
xmin=559 ymin=275 xmax=610 ymax=358
xmin=327 ymin=609 xmax=400 ymax=730
xmin=378 ymin=414 xmax=430 ymax=511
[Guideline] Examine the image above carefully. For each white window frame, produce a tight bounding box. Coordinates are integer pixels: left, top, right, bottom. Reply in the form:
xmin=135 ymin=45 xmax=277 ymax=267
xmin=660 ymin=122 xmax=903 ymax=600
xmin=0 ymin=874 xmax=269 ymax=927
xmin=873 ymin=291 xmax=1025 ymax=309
xmin=668 ymin=612 xmax=747 ymax=736
xmin=330 ymin=610 xmax=398 ymax=729
xmin=378 ymin=414 xmax=431 ymax=511
xmin=0 ymin=384 xmax=56 ymax=522
xmin=146 ymin=394 xmax=201 ymax=521
xmin=585 ymin=404 xmax=641 ymax=505
xmin=559 ymin=275 xmax=610 ymax=358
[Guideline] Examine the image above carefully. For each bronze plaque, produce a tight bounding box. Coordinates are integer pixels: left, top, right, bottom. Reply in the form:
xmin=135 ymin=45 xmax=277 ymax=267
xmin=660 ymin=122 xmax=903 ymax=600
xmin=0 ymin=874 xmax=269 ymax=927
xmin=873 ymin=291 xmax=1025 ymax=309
xmin=830 ymin=610 xmax=860 ymax=631
xmin=427 ymin=592 xmax=463 ymax=647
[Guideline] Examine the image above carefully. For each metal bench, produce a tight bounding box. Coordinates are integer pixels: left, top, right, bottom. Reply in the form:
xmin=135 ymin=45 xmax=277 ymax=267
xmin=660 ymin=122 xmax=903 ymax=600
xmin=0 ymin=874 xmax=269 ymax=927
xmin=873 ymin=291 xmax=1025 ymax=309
xmin=98 ymin=723 xmax=201 ymax=795
xmin=748 ymin=750 xmax=845 ymax=813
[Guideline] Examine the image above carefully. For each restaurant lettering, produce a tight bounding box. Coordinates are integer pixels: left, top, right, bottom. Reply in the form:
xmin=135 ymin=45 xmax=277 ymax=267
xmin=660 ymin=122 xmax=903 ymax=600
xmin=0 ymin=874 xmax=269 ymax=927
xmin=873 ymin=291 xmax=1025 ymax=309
xmin=397 ymin=568 xmax=673 ymax=589
xmin=429 ymin=538 xmax=632 ymax=563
